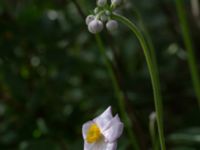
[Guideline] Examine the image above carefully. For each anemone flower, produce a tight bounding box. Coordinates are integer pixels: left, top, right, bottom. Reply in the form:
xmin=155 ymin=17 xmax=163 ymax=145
xmin=82 ymin=106 xmax=124 ymax=150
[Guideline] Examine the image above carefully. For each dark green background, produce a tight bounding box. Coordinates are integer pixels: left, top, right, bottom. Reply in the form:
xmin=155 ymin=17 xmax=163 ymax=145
xmin=0 ymin=0 xmax=199 ymax=149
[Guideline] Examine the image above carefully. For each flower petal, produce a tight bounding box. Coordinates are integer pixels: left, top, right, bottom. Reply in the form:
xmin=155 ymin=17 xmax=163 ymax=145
xmin=106 ymin=142 xmax=117 ymax=150
xmin=102 ymin=115 xmax=124 ymax=142
xmin=84 ymin=138 xmax=107 ymax=150
xmin=93 ymin=106 xmax=113 ymax=131
xmin=82 ymin=121 xmax=93 ymax=139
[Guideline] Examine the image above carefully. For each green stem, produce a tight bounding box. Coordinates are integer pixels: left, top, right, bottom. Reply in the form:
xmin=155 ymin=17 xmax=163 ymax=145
xmin=175 ymin=0 xmax=200 ymax=107
xmin=134 ymin=9 xmax=163 ymax=149
xmin=111 ymin=13 xmax=166 ymax=150
xmin=95 ymin=34 xmax=140 ymax=150
xmin=131 ymin=8 xmax=158 ymax=68
xmin=133 ymin=8 xmax=161 ymax=95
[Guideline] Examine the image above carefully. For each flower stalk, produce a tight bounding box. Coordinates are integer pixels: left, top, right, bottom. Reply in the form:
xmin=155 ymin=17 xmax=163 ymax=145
xmin=111 ymin=13 xmax=166 ymax=150
xmin=85 ymin=0 xmax=166 ymax=149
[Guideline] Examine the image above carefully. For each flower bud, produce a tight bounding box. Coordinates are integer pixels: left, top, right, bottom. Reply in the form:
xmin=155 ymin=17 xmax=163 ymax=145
xmin=106 ymin=20 xmax=118 ymax=32
xmin=85 ymin=15 xmax=95 ymax=25
xmin=94 ymin=7 xmax=99 ymax=14
xmin=88 ymin=19 xmax=103 ymax=34
xmin=97 ymin=0 xmax=107 ymax=7
xmin=149 ymin=112 xmax=156 ymax=121
xmin=111 ymin=0 xmax=121 ymax=6
xmin=105 ymin=10 xmax=111 ymax=16
xmin=100 ymin=14 xmax=108 ymax=22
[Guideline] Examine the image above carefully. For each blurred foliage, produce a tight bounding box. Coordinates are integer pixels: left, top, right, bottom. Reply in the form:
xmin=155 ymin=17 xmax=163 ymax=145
xmin=0 ymin=0 xmax=200 ymax=149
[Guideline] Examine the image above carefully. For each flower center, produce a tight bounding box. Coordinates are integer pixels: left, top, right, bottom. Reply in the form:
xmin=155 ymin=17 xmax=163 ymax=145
xmin=86 ymin=123 xmax=101 ymax=143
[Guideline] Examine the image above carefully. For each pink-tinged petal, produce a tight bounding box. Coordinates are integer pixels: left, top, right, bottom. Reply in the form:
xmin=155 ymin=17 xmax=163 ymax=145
xmin=84 ymin=138 xmax=107 ymax=150
xmin=82 ymin=121 xmax=93 ymax=139
xmin=113 ymin=114 xmax=121 ymax=122
xmin=93 ymin=106 xmax=113 ymax=131
xmin=84 ymin=141 xmax=94 ymax=150
xmin=103 ymin=114 xmax=122 ymax=131
xmin=102 ymin=115 xmax=124 ymax=142
xmin=106 ymin=142 xmax=117 ymax=150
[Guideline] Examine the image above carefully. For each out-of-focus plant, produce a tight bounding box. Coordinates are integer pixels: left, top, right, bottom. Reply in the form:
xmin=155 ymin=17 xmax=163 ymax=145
xmin=0 ymin=0 xmax=200 ymax=150
xmin=175 ymin=0 xmax=200 ymax=108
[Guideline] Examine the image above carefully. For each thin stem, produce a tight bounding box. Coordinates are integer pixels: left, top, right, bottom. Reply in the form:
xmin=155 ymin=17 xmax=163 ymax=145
xmin=175 ymin=0 xmax=200 ymax=107
xmin=133 ymin=8 xmax=161 ymax=94
xmin=131 ymin=8 xmax=158 ymax=68
xmin=95 ymin=34 xmax=140 ymax=150
xmin=111 ymin=13 xmax=166 ymax=150
xmin=133 ymin=8 xmax=163 ymax=149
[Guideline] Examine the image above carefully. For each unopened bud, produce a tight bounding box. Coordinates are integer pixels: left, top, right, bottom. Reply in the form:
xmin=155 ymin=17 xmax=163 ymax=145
xmin=105 ymin=10 xmax=111 ymax=16
xmin=100 ymin=14 xmax=108 ymax=22
xmin=97 ymin=0 xmax=107 ymax=7
xmin=88 ymin=19 xmax=103 ymax=34
xmin=149 ymin=112 xmax=156 ymax=121
xmin=85 ymin=15 xmax=95 ymax=25
xmin=111 ymin=0 xmax=121 ymax=6
xmin=106 ymin=20 xmax=118 ymax=32
xmin=94 ymin=7 xmax=99 ymax=14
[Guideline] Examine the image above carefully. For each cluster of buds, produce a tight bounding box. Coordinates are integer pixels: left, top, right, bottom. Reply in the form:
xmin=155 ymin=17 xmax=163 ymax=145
xmin=85 ymin=0 xmax=121 ymax=34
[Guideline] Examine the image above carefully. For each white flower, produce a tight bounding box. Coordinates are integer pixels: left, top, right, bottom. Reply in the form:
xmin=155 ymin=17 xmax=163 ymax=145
xmin=88 ymin=19 xmax=104 ymax=34
xmin=106 ymin=20 xmax=118 ymax=32
xmin=82 ymin=106 xmax=124 ymax=150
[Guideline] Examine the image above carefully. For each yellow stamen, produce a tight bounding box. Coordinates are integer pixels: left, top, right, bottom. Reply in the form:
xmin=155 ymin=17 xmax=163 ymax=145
xmin=86 ymin=123 xmax=101 ymax=143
